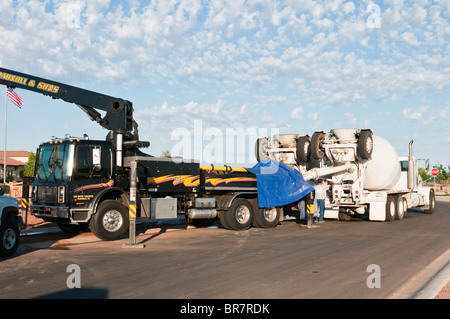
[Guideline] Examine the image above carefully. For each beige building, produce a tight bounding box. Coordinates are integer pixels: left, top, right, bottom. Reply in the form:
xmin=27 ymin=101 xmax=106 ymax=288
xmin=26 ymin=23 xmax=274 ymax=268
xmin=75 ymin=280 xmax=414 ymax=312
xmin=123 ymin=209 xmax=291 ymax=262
xmin=0 ymin=151 xmax=32 ymax=182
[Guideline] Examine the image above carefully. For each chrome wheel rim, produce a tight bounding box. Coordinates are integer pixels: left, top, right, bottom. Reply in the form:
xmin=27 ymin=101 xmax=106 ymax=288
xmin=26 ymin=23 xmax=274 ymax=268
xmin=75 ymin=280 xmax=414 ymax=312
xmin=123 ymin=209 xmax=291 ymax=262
xmin=102 ymin=210 xmax=123 ymax=232
xmin=236 ymin=205 xmax=251 ymax=224
xmin=366 ymin=137 xmax=373 ymax=153
xmin=3 ymin=228 xmax=16 ymax=250
xmin=263 ymin=208 xmax=277 ymax=222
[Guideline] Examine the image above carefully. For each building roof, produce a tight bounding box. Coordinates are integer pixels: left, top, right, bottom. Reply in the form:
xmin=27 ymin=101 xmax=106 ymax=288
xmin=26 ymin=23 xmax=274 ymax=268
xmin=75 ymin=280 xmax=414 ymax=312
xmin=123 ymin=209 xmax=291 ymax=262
xmin=0 ymin=151 xmax=32 ymax=166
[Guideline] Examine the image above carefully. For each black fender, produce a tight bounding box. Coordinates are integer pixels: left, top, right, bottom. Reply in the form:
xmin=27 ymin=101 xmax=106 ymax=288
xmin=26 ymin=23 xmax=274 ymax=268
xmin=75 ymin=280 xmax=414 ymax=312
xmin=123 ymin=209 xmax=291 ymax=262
xmin=216 ymin=192 xmax=258 ymax=211
xmin=89 ymin=187 xmax=130 ymax=216
xmin=1 ymin=206 xmax=21 ymax=227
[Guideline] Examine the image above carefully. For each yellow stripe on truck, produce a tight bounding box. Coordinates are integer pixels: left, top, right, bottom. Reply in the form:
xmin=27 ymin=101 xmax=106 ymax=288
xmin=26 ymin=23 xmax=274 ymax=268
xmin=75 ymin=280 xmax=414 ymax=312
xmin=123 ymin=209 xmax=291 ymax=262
xmin=200 ymin=165 xmax=248 ymax=172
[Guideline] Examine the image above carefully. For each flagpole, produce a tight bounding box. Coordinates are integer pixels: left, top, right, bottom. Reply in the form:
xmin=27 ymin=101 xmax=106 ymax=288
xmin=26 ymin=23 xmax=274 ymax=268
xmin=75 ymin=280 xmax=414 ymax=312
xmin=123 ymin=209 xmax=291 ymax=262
xmin=4 ymin=87 xmax=6 ymax=184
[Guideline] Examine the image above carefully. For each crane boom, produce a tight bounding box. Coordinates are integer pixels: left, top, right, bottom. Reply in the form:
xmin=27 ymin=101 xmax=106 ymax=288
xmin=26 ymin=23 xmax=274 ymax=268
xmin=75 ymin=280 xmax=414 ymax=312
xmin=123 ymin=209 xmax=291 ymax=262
xmin=0 ymin=67 xmax=135 ymax=135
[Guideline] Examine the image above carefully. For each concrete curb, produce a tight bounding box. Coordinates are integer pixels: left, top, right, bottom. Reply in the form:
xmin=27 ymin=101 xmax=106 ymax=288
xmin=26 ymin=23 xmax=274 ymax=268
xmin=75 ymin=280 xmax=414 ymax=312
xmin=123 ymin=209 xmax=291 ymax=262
xmin=388 ymin=249 xmax=450 ymax=299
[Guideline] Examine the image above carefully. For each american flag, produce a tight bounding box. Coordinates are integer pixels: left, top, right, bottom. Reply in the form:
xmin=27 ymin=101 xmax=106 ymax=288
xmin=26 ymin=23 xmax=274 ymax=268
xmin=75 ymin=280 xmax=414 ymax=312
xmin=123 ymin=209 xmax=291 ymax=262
xmin=6 ymin=87 xmax=23 ymax=108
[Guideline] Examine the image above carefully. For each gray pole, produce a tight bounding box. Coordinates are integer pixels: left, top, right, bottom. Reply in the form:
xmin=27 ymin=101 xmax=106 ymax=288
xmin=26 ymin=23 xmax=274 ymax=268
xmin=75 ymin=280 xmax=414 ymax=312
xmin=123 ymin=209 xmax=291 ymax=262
xmin=123 ymin=159 xmax=144 ymax=248
xmin=300 ymin=191 xmax=320 ymax=229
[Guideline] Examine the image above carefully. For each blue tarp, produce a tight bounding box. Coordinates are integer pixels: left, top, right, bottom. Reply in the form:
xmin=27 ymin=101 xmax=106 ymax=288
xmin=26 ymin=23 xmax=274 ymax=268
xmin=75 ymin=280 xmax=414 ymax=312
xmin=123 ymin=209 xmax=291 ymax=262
xmin=247 ymin=159 xmax=314 ymax=208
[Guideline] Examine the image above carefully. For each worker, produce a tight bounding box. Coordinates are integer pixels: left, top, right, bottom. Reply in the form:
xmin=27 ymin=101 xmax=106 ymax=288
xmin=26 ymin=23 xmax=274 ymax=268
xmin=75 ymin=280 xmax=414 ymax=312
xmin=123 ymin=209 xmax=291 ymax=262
xmin=314 ymin=179 xmax=328 ymax=223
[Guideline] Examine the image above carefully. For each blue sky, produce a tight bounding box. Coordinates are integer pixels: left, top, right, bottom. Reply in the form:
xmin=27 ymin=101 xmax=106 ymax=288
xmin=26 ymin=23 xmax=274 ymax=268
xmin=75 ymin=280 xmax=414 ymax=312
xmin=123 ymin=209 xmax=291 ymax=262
xmin=0 ymin=0 xmax=449 ymax=168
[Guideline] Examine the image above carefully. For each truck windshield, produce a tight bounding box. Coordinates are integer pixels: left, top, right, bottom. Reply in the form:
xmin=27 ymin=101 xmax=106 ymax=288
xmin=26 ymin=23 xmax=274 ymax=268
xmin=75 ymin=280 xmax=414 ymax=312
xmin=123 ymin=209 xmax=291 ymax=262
xmin=36 ymin=144 xmax=74 ymax=182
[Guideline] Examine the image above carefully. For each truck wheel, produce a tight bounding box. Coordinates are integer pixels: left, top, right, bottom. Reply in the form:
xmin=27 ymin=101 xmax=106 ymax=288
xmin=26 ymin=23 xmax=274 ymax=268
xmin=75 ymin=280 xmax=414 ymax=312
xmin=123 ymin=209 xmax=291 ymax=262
xmin=90 ymin=200 xmax=129 ymax=241
xmin=385 ymin=195 xmax=396 ymax=221
xmin=0 ymin=218 xmax=20 ymax=257
xmin=251 ymin=199 xmax=281 ymax=228
xmin=396 ymin=196 xmax=405 ymax=220
xmin=255 ymin=137 xmax=269 ymax=162
xmin=338 ymin=209 xmax=351 ymax=221
xmin=226 ymin=198 xmax=254 ymax=230
xmin=402 ymin=197 xmax=408 ymax=216
xmin=296 ymin=135 xmax=311 ymax=164
xmin=311 ymin=132 xmax=325 ymax=160
xmin=219 ymin=211 xmax=231 ymax=229
xmin=424 ymin=189 xmax=435 ymax=214
xmin=357 ymin=130 xmax=373 ymax=160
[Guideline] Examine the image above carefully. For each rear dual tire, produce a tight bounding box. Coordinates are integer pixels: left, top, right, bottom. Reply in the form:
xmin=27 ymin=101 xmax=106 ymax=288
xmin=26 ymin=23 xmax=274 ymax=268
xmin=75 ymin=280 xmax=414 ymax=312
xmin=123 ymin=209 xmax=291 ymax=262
xmin=220 ymin=198 xmax=254 ymax=230
xmin=251 ymin=199 xmax=281 ymax=228
xmin=386 ymin=195 xmax=406 ymax=221
xmin=219 ymin=198 xmax=281 ymax=230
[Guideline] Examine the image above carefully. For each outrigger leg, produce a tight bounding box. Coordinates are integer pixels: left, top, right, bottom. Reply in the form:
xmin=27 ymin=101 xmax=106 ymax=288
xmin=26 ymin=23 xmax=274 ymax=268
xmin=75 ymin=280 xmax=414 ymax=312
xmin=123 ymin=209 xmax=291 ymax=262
xmin=300 ymin=191 xmax=320 ymax=229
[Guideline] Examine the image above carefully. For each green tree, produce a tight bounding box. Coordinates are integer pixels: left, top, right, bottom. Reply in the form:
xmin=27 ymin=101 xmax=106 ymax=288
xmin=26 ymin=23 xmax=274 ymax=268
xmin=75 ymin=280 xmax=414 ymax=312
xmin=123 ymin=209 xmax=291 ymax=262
xmin=418 ymin=167 xmax=431 ymax=182
xmin=436 ymin=164 xmax=450 ymax=182
xmin=161 ymin=150 xmax=171 ymax=158
xmin=24 ymin=153 xmax=35 ymax=177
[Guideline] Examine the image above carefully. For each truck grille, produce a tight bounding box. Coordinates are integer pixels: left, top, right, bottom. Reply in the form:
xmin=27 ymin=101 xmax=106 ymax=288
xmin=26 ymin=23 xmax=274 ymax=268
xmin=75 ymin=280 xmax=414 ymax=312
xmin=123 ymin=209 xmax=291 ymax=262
xmin=37 ymin=186 xmax=58 ymax=204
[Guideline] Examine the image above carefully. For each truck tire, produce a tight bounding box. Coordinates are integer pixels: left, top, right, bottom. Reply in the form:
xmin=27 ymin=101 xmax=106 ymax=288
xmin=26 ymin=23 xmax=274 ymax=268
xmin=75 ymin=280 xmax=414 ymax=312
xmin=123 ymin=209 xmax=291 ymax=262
xmin=424 ymin=189 xmax=435 ymax=214
xmin=255 ymin=137 xmax=269 ymax=162
xmin=296 ymin=135 xmax=311 ymax=164
xmin=385 ymin=195 xmax=396 ymax=221
xmin=0 ymin=218 xmax=20 ymax=257
xmin=357 ymin=130 xmax=373 ymax=160
xmin=90 ymin=200 xmax=129 ymax=241
xmin=338 ymin=208 xmax=351 ymax=221
xmin=396 ymin=195 xmax=405 ymax=220
xmin=251 ymin=199 xmax=281 ymax=228
xmin=402 ymin=197 xmax=408 ymax=216
xmin=311 ymin=132 xmax=325 ymax=160
xmin=219 ymin=211 xmax=231 ymax=229
xmin=226 ymin=198 xmax=254 ymax=230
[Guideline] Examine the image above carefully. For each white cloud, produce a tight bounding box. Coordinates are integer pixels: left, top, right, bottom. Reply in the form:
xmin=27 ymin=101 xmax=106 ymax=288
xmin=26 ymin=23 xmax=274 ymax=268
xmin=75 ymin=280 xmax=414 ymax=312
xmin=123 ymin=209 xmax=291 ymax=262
xmin=291 ymin=107 xmax=304 ymax=120
xmin=342 ymin=2 xmax=356 ymax=14
xmin=402 ymin=107 xmax=428 ymax=120
xmin=406 ymin=3 xmax=428 ymax=26
xmin=344 ymin=112 xmax=356 ymax=124
xmin=401 ymin=31 xmax=420 ymax=46
xmin=307 ymin=112 xmax=319 ymax=120
xmin=1 ymin=1 xmax=450 ymax=165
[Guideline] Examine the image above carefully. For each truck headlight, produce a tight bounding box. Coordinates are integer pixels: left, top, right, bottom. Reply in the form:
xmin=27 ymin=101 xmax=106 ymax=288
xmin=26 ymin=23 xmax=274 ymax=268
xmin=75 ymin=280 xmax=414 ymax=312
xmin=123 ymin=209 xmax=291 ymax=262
xmin=58 ymin=186 xmax=65 ymax=203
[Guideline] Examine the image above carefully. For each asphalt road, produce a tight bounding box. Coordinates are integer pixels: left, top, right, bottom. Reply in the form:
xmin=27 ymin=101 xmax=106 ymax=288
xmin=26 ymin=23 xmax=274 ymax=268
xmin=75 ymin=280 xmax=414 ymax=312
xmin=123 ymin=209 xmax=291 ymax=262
xmin=1 ymin=199 xmax=449 ymax=302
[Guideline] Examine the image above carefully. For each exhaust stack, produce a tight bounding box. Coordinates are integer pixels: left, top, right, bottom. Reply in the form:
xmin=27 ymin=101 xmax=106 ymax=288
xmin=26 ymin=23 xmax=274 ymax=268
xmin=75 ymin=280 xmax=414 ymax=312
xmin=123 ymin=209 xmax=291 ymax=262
xmin=407 ymin=140 xmax=416 ymax=189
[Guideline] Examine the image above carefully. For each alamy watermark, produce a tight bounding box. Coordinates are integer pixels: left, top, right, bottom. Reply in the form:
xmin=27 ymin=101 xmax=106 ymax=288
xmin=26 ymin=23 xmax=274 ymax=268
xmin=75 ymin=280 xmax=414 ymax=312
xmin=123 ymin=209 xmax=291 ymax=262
xmin=366 ymin=264 xmax=381 ymax=289
xmin=170 ymin=120 xmax=280 ymax=166
xmin=66 ymin=264 xmax=81 ymax=288
xmin=66 ymin=4 xmax=81 ymax=29
xmin=366 ymin=3 xmax=382 ymax=29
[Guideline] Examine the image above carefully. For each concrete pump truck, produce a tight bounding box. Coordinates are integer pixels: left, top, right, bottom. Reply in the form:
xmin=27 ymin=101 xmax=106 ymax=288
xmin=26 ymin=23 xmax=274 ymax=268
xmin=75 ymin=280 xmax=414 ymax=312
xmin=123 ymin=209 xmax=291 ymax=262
xmin=0 ymin=67 xmax=312 ymax=243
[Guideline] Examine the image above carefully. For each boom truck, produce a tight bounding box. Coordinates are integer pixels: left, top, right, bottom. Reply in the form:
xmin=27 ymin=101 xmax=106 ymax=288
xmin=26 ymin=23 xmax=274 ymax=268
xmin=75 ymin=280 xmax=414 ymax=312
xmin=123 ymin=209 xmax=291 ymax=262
xmin=255 ymin=128 xmax=436 ymax=221
xmin=0 ymin=67 xmax=302 ymax=242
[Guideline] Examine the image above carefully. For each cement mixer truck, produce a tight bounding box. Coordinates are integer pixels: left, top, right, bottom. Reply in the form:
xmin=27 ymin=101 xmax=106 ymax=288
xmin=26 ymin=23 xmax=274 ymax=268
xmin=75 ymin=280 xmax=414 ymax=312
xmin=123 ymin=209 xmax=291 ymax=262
xmin=255 ymin=129 xmax=436 ymax=221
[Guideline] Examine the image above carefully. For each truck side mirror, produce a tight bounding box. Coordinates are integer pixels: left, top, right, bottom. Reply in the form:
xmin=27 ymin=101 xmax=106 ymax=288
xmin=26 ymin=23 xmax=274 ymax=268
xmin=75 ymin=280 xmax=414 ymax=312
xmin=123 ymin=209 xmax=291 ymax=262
xmin=0 ymin=187 xmax=4 ymax=196
xmin=92 ymin=148 xmax=102 ymax=171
